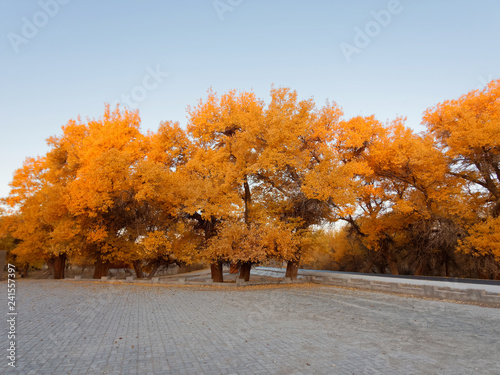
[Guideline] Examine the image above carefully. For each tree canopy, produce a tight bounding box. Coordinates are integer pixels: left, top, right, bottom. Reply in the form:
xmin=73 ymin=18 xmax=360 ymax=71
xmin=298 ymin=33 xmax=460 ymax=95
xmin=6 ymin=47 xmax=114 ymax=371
xmin=2 ymin=81 xmax=500 ymax=280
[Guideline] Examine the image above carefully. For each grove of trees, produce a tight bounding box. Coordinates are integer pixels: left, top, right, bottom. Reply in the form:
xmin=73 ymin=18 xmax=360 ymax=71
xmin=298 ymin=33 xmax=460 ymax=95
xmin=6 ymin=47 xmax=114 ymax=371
xmin=1 ymin=81 xmax=499 ymax=281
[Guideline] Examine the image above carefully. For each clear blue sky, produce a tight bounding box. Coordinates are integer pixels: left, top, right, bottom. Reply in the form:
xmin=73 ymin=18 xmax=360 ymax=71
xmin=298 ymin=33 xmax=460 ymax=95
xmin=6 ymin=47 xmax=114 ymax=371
xmin=1 ymin=0 xmax=499 ymax=199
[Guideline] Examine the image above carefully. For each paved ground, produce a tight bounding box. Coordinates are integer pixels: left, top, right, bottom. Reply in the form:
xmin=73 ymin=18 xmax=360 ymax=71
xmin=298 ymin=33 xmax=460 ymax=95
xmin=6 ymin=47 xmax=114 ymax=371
xmin=1 ymin=280 xmax=499 ymax=375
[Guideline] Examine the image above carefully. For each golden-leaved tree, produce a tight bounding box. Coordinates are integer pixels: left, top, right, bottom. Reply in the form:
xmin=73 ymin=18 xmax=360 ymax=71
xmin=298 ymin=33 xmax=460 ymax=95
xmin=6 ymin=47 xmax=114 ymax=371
xmin=4 ymin=81 xmax=500 ymax=281
xmin=302 ymin=115 xmax=387 ymax=272
xmin=134 ymin=120 xmax=201 ymax=277
xmin=255 ymin=88 xmax=346 ymax=278
xmin=363 ymin=120 xmax=466 ymax=275
xmin=5 ymin=107 xmax=201 ymax=279
xmin=424 ymin=79 xmax=500 ymax=268
xmin=185 ymin=89 xmax=266 ymax=281
xmin=303 ymin=113 xmax=468 ymax=276
xmin=4 ymin=152 xmax=79 ymax=279
xmin=50 ymin=106 xmax=149 ymax=278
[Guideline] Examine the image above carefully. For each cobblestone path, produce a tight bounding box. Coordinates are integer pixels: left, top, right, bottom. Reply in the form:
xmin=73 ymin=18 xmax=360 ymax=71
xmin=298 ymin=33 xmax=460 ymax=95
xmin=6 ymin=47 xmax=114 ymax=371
xmin=1 ymin=280 xmax=499 ymax=374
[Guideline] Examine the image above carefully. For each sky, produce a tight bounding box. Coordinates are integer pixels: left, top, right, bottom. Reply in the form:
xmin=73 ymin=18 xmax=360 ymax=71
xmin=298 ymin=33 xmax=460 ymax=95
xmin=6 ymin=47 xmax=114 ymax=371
xmin=1 ymin=0 xmax=499 ymax=199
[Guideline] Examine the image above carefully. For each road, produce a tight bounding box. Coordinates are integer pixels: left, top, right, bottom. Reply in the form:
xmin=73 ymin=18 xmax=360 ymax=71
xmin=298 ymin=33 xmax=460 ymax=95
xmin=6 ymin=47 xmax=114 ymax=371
xmin=253 ymin=267 xmax=500 ymax=294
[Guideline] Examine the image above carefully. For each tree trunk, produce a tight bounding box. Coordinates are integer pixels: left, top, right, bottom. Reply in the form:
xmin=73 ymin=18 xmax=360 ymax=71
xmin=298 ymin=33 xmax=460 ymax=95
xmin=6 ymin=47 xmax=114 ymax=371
xmin=148 ymin=261 xmax=161 ymax=279
xmin=47 ymin=257 xmax=55 ymax=276
xmin=387 ymin=260 xmax=399 ymax=275
xmin=243 ymin=176 xmax=252 ymax=225
xmin=285 ymin=259 xmax=299 ymax=280
xmin=414 ymin=264 xmax=425 ymax=276
xmin=362 ymin=261 xmax=375 ymax=274
xmin=133 ymin=260 xmax=145 ymax=279
xmin=239 ymin=261 xmax=252 ymax=282
xmin=374 ymin=261 xmax=386 ymax=274
xmin=22 ymin=264 xmax=29 ymax=278
xmin=53 ymin=253 xmax=67 ymax=279
xmin=444 ymin=259 xmax=450 ymax=277
xmin=211 ymin=261 xmax=224 ymax=282
xmin=93 ymin=255 xmax=110 ymax=279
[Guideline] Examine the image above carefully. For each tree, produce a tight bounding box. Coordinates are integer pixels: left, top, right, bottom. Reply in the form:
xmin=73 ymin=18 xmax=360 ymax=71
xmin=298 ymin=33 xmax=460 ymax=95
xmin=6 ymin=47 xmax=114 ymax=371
xmin=138 ymin=223 xmax=199 ymax=278
xmin=256 ymin=88 xmax=346 ymax=278
xmin=134 ymin=121 xmax=200 ymax=278
xmin=424 ymin=79 xmax=500 ymax=217
xmin=5 ymin=83 xmax=500 ymax=281
xmin=39 ymin=105 xmax=158 ymax=278
xmin=424 ymin=79 xmax=500 ymax=270
xmin=302 ymin=115 xmax=388 ymax=272
xmin=206 ymin=219 xmax=298 ymax=281
xmin=185 ymin=89 xmax=265 ymax=281
xmin=4 ymin=156 xmax=76 ymax=279
xmin=364 ymin=120 xmax=466 ymax=276
xmin=305 ymin=114 xmax=467 ymax=276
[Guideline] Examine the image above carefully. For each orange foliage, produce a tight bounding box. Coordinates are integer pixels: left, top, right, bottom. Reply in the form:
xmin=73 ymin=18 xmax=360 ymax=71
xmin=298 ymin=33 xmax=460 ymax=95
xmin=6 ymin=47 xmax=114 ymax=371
xmin=3 ymin=81 xmax=500 ymax=277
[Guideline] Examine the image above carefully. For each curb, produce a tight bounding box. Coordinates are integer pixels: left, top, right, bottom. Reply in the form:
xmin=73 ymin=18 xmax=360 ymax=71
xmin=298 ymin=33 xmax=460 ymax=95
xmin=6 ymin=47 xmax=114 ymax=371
xmin=307 ymin=275 xmax=500 ymax=305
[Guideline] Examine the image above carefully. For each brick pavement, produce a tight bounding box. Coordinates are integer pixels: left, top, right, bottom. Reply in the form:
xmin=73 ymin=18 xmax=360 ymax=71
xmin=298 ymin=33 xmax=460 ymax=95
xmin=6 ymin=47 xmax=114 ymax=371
xmin=1 ymin=280 xmax=499 ymax=374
